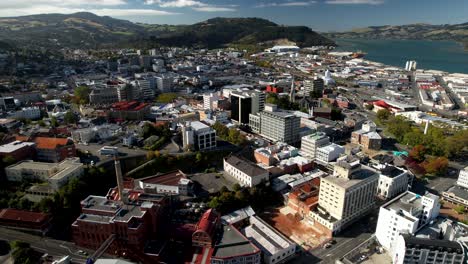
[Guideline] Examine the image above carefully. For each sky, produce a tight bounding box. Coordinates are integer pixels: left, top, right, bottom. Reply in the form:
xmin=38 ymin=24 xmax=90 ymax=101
xmin=0 ymin=0 xmax=467 ymax=31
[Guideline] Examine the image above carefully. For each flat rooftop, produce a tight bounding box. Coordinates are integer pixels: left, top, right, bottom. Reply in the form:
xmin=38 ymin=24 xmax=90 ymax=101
xmin=325 ymin=167 xmax=378 ymax=189
xmin=380 ymin=165 xmax=405 ymax=178
xmin=0 ymin=141 xmax=35 ymax=153
xmin=81 ymin=195 xmax=122 ymax=214
xmin=7 ymin=159 xmax=83 ymax=181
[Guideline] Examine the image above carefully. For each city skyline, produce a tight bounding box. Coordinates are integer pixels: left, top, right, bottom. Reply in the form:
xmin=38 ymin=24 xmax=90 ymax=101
xmin=0 ymin=0 xmax=466 ymax=31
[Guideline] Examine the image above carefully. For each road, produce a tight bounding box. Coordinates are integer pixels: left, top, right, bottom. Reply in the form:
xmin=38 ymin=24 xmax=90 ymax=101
xmin=0 ymin=227 xmax=90 ymax=263
xmin=77 ymin=142 xmax=148 ymax=164
xmin=292 ymin=211 xmax=378 ymax=264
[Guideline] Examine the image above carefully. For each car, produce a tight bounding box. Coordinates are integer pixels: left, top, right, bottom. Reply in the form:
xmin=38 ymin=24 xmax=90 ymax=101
xmin=330 ymin=239 xmax=337 ymax=244
xmin=77 ymin=250 xmax=88 ymax=256
xmin=323 ymin=243 xmax=332 ymax=249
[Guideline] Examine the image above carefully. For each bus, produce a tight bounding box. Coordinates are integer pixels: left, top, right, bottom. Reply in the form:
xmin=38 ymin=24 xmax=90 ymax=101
xmin=98 ymin=146 xmax=119 ymax=156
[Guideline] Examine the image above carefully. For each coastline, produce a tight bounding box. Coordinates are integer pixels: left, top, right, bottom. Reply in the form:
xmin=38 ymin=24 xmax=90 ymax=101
xmin=334 ymin=38 xmax=468 ymax=74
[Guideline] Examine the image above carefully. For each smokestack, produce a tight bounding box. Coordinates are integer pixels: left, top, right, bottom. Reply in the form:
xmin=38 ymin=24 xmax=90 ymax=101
xmin=114 ymin=156 xmax=127 ymax=204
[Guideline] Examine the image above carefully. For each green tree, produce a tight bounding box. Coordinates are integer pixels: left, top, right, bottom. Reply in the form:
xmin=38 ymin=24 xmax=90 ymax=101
xmin=156 ymin=93 xmax=178 ymax=103
xmin=376 ymin=109 xmax=391 ymax=122
xmin=2 ymin=155 xmax=16 ymax=166
xmin=386 ymin=116 xmax=412 ymax=142
xmin=64 ymin=111 xmax=79 ymax=124
xmin=74 ymin=86 xmax=91 ymax=105
xmin=10 ymin=241 xmax=36 ymax=264
xmin=454 ymin=205 xmax=465 ymax=214
xmin=266 ymin=93 xmax=279 ymax=105
xmin=365 ymin=104 xmax=374 ymax=111
xmin=50 ymin=116 xmax=59 ymax=128
xmin=212 ymin=122 xmax=229 ymax=139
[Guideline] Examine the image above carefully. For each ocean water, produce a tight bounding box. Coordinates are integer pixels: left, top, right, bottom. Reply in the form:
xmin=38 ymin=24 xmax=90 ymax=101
xmin=334 ymin=38 xmax=468 ymax=74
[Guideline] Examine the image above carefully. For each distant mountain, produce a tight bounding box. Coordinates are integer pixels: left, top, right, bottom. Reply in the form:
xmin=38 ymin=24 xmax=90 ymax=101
xmin=325 ymin=22 xmax=468 ymax=48
xmin=154 ymin=17 xmax=335 ymax=49
xmin=0 ymin=13 xmax=334 ymax=50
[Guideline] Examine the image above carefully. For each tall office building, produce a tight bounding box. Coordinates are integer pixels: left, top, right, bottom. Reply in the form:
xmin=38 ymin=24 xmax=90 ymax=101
xmin=156 ymin=75 xmax=173 ymax=93
xmin=376 ymin=191 xmax=440 ymax=259
xmin=230 ymin=90 xmax=265 ymax=125
xmin=310 ymin=156 xmax=378 ymax=236
xmin=301 ymin=132 xmax=330 ymax=159
xmin=249 ymin=104 xmax=301 ymax=144
xmin=405 ymin=60 xmax=417 ymax=71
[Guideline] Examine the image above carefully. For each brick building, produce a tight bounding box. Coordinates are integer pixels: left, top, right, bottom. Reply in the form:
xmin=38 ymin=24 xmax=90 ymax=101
xmin=0 ymin=141 xmax=35 ymax=161
xmin=0 ymin=208 xmax=52 ymax=234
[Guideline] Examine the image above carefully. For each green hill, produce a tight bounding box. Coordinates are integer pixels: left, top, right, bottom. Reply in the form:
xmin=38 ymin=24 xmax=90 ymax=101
xmin=0 ymin=13 xmax=334 ymax=50
xmin=326 ymin=22 xmax=468 ymax=48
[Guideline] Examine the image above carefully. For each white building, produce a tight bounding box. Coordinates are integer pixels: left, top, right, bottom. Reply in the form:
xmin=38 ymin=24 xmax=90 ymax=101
xmin=300 ymin=132 xmax=330 ymax=159
xmin=375 ymin=191 xmax=440 ymax=258
xmin=243 ymin=215 xmax=296 ymax=264
xmin=405 ymin=60 xmax=417 ymax=71
xmin=9 ymin=107 xmax=41 ymax=120
xmin=182 ymin=121 xmax=216 ymax=151
xmin=135 ymin=170 xmax=192 ymax=196
xmin=376 ymin=165 xmax=409 ymax=200
xmin=456 ymin=166 xmax=468 ymax=189
xmin=393 ymin=235 xmax=465 ymax=264
xmin=316 ymin=143 xmax=345 ymax=163
xmin=224 ymin=155 xmax=269 ymax=187
xmin=203 ymin=92 xmax=220 ymax=110
xmin=5 ymin=158 xmax=84 ymax=190
xmin=156 ymin=75 xmax=173 ymax=93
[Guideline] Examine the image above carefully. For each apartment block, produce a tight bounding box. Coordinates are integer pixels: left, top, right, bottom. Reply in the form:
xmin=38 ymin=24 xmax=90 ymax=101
xmin=300 ymin=132 xmax=330 ymax=159
xmin=224 ymin=155 xmax=269 ymax=187
xmin=456 ymin=166 xmax=468 ymax=189
xmin=249 ymin=104 xmax=301 ymax=145
xmin=182 ymin=121 xmax=216 ymax=151
xmin=6 ymin=158 xmax=84 ymax=190
xmin=309 ymin=156 xmax=378 ymax=236
xmin=375 ymin=191 xmax=440 ymax=257
xmin=377 ymin=165 xmax=409 ymax=200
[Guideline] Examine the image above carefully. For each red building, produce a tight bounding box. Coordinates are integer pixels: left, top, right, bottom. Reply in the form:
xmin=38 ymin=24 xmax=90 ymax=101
xmin=0 ymin=141 xmax=36 ymax=161
xmin=0 ymin=208 xmax=52 ymax=234
xmin=266 ymin=85 xmax=283 ymax=94
xmin=109 ymin=101 xmax=150 ymax=121
xmin=287 ymin=178 xmax=320 ymax=218
xmin=34 ymin=137 xmax=76 ymax=163
xmin=192 ymin=209 xmax=220 ymax=248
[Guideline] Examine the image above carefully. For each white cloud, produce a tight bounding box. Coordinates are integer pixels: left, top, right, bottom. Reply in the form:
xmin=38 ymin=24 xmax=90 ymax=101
xmin=325 ymin=0 xmax=384 ymax=4
xmin=0 ymin=6 xmax=179 ymax=17
xmin=0 ymin=0 xmax=127 ymax=8
xmin=146 ymin=0 xmax=236 ymax=12
xmin=256 ymin=1 xmax=317 ymax=8
xmin=192 ymin=6 xmax=237 ymax=11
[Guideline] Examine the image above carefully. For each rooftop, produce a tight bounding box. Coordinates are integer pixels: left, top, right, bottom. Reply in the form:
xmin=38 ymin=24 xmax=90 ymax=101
xmin=34 ymin=137 xmax=73 ymax=150
xmin=445 ymin=186 xmax=468 ymax=201
xmin=403 ymin=235 xmax=464 ymax=254
xmin=0 ymin=141 xmax=35 ymax=153
xmin=0 ymin=208 xmax=49 ymax=223
xmin=326 ymin=166 xmax=378 ymax=189
xmin=139 ymin=170 xmax=187 ymax=186
xmin=212 ymin=224 xmax=259 ymax=258
xmin=225 ymin=155 xmax=268 ymax=177
xmin=380 ymin=165 xmax=406 ymax=178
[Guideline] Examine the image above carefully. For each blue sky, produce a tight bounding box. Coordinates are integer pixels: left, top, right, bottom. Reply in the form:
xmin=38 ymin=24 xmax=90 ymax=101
xmin=0 ymin=0 xmax=467 ymax=31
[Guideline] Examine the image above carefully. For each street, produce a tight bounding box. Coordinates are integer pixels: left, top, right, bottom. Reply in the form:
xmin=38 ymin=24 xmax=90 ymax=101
xmin=0 ymin=227 xmax=91 ymax=263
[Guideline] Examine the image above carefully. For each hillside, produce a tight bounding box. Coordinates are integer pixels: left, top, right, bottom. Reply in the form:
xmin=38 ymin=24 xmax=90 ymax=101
xmin=0 ymin=13 xmax=334 ymax=50
xmin=326 ymin=22 xmax=468 ymax=48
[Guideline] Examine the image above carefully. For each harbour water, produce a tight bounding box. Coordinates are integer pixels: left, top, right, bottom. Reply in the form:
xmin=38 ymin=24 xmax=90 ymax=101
xmin=335 ymin=38 xmax=468 ymax=74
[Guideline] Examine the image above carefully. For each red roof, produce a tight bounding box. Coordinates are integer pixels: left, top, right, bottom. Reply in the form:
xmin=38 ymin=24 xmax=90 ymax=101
xmin=196 ymin=209 xmax=219 ymax=236
xmin=34 ymin=137 xmax=71 ymax=149
xmin=0 ymin=209 xmax=48 ymax=223
xmin=141 ymin=170 xmax=186 ymax=186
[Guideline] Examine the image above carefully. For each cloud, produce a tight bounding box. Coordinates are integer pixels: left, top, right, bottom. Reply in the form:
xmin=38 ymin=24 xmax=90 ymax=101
xmin=325 ymin=0 xmax=384 ymax=4
xmin=146 ymin=0 xmax=237 ymax=12
xmin=0 ymin=6 xmax=179 ymax=17
xmin=0 ymin=0 xmax=127 ymax=8
xmin=256 ymin=1 xmax=317 ymax=8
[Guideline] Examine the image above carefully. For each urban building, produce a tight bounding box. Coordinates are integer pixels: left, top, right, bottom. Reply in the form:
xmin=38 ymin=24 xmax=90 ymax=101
xmin=0 ymin=97 xmax=16 ymax=111
xmin=9 ymin=107 xmax=41 ymax=120
xmin=316 ymin=143 xmax=345 ymax=163
xmin=456 ymin=166 xmax=468 ymax=189
xmin=249 ymin=104 xmax=301 ymax=144
xmin=156 ymin=75 xmax=173 ymax=93
xmin=6 ymin=158 xmax=84 ymax=190
xmin=300 ymin=132 xmax=330 ymax=159
xmin=303 ymin=77 xmax=324 ymax=97
xmin=254 ymin=143 xmax=298 ymax=166
xmin=393 ymin=235 xmax=464 ymax=264
xmin=109 ymin=101 xmax=150 ymax=121
xmin=375 ymin=191 xmax=440 ymax=257
xmin=376 ymin=165 xmax=409 ymax=200
xmin=32 ymin=137 xmax=76 ymax=163
xmin=0 ymin=208 xmax=52 ymax=235
xmin=203 ymin=93 xmax=221 ymax=110
xmin=243 ymin=215 xmax=296 ymax=264
xmin=135 ymin=170 xmax=192 ymax=196
xmin=442 ymin=186 xmax=468 ymax=209
xmin=405 ymin=60 xmax=417 ymax=71
xmin=224 ymin=155 xmax=269 ymax=187
xmin=351 ymin=121 xmax=382 ymax=150
xmin=182 ymin=121 xmax=217 ymax=151
xmin=286 ymin=178 xmax=320 ymax=219
xmin=230 ymin=90 xmax=265 ymax=125
xmin=89 ymin=85 xmax=119 ymax=105
xmin=0 ymin=140 xmax=35 ymax=161
xmin=309 ymin=156 xmax=379 ymax=236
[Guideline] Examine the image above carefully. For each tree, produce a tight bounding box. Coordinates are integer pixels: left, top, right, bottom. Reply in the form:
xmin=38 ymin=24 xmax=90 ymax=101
xmin=454 ymin=205 xmax=465 ymax=214
xmin=64 ymin=111 xmax=79 ymax=124
xmin=422 ymin=157 xmax=449 ymax=177
xmin=156 ymin=93 xmax=178 ymax=103
xmin=10 ymin=241 xmax=36 ymax=264
xmin=376 ymin=109 xmax=391 ymax=122
xmin=74 ymin=86 xmax=91 ymax=105
xmin=444 ymin=129 xmax=468 ymax=158
xmin=212 ymin=122 xmax=229 ymax=139
xmin=50 ymin=116 xmax=58 ymax=128
xmin=266 ymin=93 xmax=279 ymax=105
xmin=2 ymin=155 xmax=16 ymax=166
xmin=386 ymin=116 xmax=412 ymax=142
xmin=409 ymin=145 xmax=427 ymax=163
xmin=365 ymin=104 xmax=374 ymax=111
